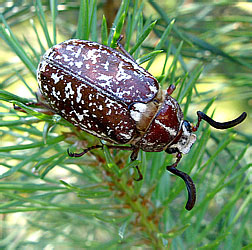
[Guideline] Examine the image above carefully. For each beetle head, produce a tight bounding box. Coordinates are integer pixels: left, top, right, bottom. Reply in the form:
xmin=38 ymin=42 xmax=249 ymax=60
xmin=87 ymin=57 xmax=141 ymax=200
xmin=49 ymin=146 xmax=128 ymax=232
xmin=165 ymin=110 xmax=247 ymax=155
xmin=166 ymin=120 xmax=196 ymax=155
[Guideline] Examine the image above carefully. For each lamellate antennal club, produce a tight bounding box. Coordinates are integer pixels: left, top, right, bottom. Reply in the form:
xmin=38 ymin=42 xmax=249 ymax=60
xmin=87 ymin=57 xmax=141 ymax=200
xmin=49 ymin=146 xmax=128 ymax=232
xmin=35 ymin=36 xmax=247 ymax=210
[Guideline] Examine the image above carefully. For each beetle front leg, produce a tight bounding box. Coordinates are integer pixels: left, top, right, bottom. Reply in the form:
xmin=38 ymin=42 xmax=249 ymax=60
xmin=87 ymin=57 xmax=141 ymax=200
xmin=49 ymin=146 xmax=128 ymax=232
xmin=166 ymin=153 xmax=196 ymax=210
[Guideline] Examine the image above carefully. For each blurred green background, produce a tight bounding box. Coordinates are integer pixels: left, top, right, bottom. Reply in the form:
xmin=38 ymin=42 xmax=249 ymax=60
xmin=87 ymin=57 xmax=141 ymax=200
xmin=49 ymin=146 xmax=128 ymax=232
xmin=0 ymin=0 xmax=251 ymax=249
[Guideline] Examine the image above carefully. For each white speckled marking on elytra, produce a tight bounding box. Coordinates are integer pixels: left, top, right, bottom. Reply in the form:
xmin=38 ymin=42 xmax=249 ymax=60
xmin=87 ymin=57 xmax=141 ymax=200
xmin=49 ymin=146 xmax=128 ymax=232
xmin=75 ymin=47 xmax=82 ymax=58
xmin=76 ymin=85 xmax=82 ymax=103
xmin=66 ymin=45 xmax=76 ymax=52
xmin=101 ymin=61 xmax=110 ymax=71
xmin=74 ymin=111 xmax=84 ymax=121
xmin=165 ymin=99 xmax=175 ymax=109
xmin=116 ymin=61 xmax=132 ymax=82
xmin=65 ymin=82 xmax=75 ymax=98
xmin=51 ymin=72 xmax=63 ymax=84
xmin=51 ymin=87 xmax=60 ymax=101
xmin=62 ymin=54 xmax=73 ymax=62
xmin=96 ymin=74 xmax=113 ymax=86
xmin=43 ymin=84 xmax=48 ymax=91
xmin=82 ymin=110 xmax=89 ymax=117
xmin=75 ymin=61 xmax=83 ymax=68
xmin=83 ymin=49 xmax=101 ymax=64
xmin=38 ymin=60 xmax=48 ymax=74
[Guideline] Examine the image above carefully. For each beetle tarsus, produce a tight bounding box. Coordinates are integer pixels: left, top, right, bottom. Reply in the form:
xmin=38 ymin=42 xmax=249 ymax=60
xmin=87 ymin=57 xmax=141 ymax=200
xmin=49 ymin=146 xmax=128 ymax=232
xmin=166 ymin=153 xmax=196 ymax=210
xmin=193 ymin=111 xmax=247 ymax=131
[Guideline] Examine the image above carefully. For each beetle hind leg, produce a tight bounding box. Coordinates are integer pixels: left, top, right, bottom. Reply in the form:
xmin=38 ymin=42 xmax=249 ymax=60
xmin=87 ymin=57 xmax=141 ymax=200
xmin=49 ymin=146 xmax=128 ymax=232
xmin=116 ymin=35 xmax=136 ymax=61
xmin=166 ymin=153 xmax=196 ymax=210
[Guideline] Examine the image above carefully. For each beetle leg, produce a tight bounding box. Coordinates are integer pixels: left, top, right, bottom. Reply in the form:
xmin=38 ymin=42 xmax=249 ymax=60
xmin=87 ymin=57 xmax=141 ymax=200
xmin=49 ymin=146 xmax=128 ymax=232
xmin=105 ymin=145 xmax=142 ymax=181
xmin=116 ymin=35 xmax=136 ymax=61
xmin=14 ymin=101 xmax=54 ymax=115
xmin=68 ymin=144 xmax=135 ymax=158
xmin=192 ymin=111 xmax=247 ymax=132
xmin=68 ymin=144 xmax=143 ymax=180
xmin=129 ymin=147 xmax=143 ymax=181
xmin=166 ymin=153 xmax=196 ymax=210
xmin=67 ymin=145 xmax=103 ymax=157
xmin=103 ymin=145 xmax=142 ymax=181
xmin=14 ymin=102 xmax=44 ymax=112
xmin=166 ymin=84 xmax=176 ymax=95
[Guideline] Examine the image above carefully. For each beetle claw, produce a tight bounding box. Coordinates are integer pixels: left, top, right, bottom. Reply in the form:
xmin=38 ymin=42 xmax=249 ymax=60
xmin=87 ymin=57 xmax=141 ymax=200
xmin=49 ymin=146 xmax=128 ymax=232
xmin=67 ymin=148 xmax=83 ymax=157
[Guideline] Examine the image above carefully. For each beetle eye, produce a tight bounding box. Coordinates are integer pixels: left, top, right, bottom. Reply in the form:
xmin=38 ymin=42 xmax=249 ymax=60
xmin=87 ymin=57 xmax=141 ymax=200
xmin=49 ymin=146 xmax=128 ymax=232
xmin=183 ymin=120 xmax=192 ymax=133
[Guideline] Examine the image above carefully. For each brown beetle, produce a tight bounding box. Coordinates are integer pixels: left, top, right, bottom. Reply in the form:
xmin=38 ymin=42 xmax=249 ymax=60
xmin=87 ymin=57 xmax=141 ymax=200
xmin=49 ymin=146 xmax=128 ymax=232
xmin=37 ymin=37 xmax=247 ymax=210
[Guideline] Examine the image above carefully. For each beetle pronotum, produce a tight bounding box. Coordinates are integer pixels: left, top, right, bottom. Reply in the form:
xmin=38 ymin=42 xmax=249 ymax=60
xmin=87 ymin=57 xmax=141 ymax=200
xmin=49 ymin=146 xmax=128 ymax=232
xmin=36 ymin=36 xmax=247 ymax=210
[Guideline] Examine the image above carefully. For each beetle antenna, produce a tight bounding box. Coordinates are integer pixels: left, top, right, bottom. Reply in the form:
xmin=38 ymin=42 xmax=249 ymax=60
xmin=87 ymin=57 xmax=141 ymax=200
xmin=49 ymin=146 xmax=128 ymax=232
xmin=193 ymin=111 xmax=247 ymax=131
xmin=166 ymin=153 xmax=196 ymax=210
xmin=167 ymin=166 xmax=196 ymax=210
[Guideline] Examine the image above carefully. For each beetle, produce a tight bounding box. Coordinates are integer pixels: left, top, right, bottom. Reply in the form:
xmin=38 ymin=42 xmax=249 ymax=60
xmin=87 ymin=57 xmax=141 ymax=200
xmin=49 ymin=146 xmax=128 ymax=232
xmin=37 ymin=36 xmax=247 ymax=210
